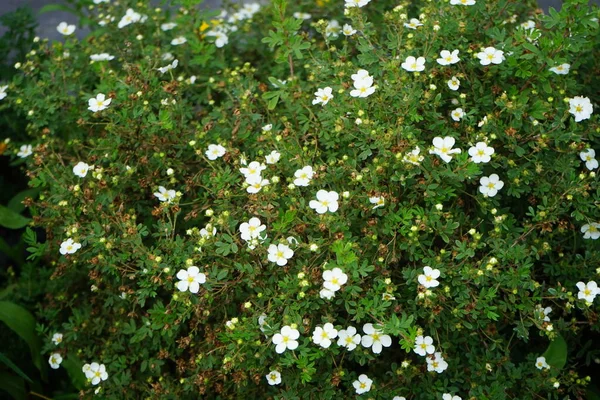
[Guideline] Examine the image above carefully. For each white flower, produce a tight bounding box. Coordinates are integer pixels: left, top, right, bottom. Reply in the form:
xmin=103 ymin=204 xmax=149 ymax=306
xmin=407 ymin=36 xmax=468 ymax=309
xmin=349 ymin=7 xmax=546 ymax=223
xmin=326 ymin=20 xmax=341 ymax=38
xmin=402 ymin=146 xmax=424 ymax=165
xmin=162 ymin=52 xmax=174 ymax=61
xmin=161 ymin=22 xmax=177 ymax=31
xmin=352 ymin=374 xmax=373 ymax=394
xmin=312 ymin=323 xmax=338 ymax=348
xmin=88 ymin=93 xmax=111 ymax=112
xmin=437 ymin=50 xmax=460 ymax=66
xmin=426 ymin=352 xmax=448 ymax=373
xmin=93 ymin=0 xmax=110 ymax=3
xmin=171 ymin=36 xmax=187 ymax=45
xmin=342 ymin=24 xmax=357 ymax=36
xmin=337 ymin=326 xmax=361 ymax=350
xmin=49 ymin=353 xmax=63 ymax=369
xmin=246 ymin=175 xmax=270 ymax=194
xmin=451 ymin=107 xmax=465 ymax=121
xmin=309 ymin=190 xmax=339 ymax=214
xmin=294 ymin=166 xmax=314 ymax=186
xmin=206 ymin=144 xmax=226 ymax=160
xmin=581 ymin=223 xmax=600 ymax=240
xmin=345 ymin=0 xmax=371 ymax=8
xmin=240 ymin=161 xmax=267 ymax=179
xmin=579 ymin=149 xmax=598 ymax=170
xmin=262 ymin=124 xmax=273 ymax=132
xmin=549 ymin=63 xmax=570 ymax=75
xmin=176 ymin=266 xmax=206 ymax=293
xmin=429 ymin=136 xmax=462 ymax=163
xmin=418 ymin=266 xmax=440 ymax=288
xmin=312 ymin=87 xmax=334 ymax=106
xmin=265 ymin=150 xmax=281 ymax=164
xmin=157 ymin=59 xmax=179 ymax=74
xmin=272 ymin=325 xmax=300 ymax=353
xmin=0 ymin=85 xmax=7 ymax=100
xmin=153 ymin=186 xmax=176 ymax=203
xmin=414 ymin=335 xmax=435 ymax=356
xmin=478 ymin=116 xmax=488 ymax=127
xmin=17 ymin=144 xmax=33 ymax=158
xmin=267 ymin=243 xmax=294 ymax=266
xmin=57 ymin=22 xmax=75 ymax=36
xmin=369 ymin=196 xmax=385 ymax=209
xmin=350 ymin=70 xmax=376 ymax=98
xmin=199 ymin=224 xmax=217 ymax=238
xmin=52 ymin=333 xmax=63 ymax=345
xmin=319 ymin=288 xmax=336 ymax=300
xmin=447 ymin=76 xmax=460 ymax=91
xmin=206 ymin=30 xmax=229 ymax=48
xmin=442 ymin=394 xmax=462 ymax=400
xmin=239 ymin=217 xmax=266 ymax=241
xmin=293 ymin=12 xmax=311 ymax=19
xmin=361 ymin=323 xmax=392 ymax=354
xmin=569 ymin=96 xmax=593 ymax=122
xmin=323 ymin=267 xmax=348 ymax=292
xmin=450 ymin=0 xmax=476 ymax=5
xmin=536 ymin=305 xmax=552 ymax=322
xmin=90 ymin=53 xmax=115 ymax=61
xmin=404 ymin=18 xmax=423 ymax=29
xmin=394 ymin=397 xmax=407 ymax=400
xmin=476 ymin=47 xmax=505 ymax=66
xmin=479 ymin=174 xmax=504 ymax=197
xmin=535 ymin=356 xmax=550 ymax=370
xmin=60 ymin=238 xmax=81 ymax=255
xmin=468 ymin=142 xmax=495 ymax=163
xmin=258 ymin=314 xmax=269 ymax=333
xmin=576 ymin=281 xmax=599 ymax=303
xmin=266 ymin=370 xmax=281 ymax=385
xmin=85 ymin=362 xmax=108 ymax=385
xmin=118 ymin=9 xmax=142 ymax=29
xmin=401 ymin=56 xmax=426 ymax=72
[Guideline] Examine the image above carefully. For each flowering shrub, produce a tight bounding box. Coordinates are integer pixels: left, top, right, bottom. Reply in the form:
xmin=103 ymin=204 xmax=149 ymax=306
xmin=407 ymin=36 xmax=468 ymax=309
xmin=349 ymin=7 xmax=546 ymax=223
xmin=2 ymin=0 xmax=600 ymax=398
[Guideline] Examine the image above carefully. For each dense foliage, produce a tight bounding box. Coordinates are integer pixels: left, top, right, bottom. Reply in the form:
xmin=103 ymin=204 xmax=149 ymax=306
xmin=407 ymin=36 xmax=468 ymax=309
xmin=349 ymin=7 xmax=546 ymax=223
xmin=1 ymin=0 xmax=600 ymax=398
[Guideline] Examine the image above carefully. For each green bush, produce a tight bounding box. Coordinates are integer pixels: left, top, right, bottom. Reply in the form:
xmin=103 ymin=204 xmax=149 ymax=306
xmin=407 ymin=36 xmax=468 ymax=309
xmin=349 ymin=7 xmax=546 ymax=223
xmin=2 ymin=0 xmax=600 ymax=398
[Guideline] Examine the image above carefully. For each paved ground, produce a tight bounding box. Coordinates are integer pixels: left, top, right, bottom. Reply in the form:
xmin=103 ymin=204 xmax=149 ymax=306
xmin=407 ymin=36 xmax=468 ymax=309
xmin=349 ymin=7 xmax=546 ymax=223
xmin=0 ymin=0 xmax=598 ymax=41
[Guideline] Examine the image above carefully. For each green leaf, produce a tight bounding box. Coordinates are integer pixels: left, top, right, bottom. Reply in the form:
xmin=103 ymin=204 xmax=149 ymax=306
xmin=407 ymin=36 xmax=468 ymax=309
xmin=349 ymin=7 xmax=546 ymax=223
xmin=0 ymin=372 xmax=26 ymax=400
xmin=0 ymin=301 xmax=43 ymax=373
xmin=0 ymin=353 xmax=33 ymax=383
xmin=8 ymin=188 xmax=40 ymax=213
xmin=542 ymin=334 xmax=567 ymax=371
xmin=38 ymin=4 xmax=76 ymax=15
xmin=0 ymin=206 xmax=30 ymax=229
xmin=61 ymin=357 xmax=86 ymax=390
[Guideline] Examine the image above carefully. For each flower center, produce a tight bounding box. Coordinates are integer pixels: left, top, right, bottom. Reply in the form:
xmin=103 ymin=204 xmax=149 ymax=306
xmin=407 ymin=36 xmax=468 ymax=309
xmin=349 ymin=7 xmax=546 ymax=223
xmin=411 ymin=63 xmax=417 ymax=69
xmin=277 ymin=251 xmax=284 ymax=258
xmin=187 ymin=276 xmax=194 ymax=283
xmin=487 ymin=183 xmax=495 ymax=189
xmin=575 ymin=105 xmax=583 ymax=113
xmin=282 ymin=336 xmax=289 ymax=343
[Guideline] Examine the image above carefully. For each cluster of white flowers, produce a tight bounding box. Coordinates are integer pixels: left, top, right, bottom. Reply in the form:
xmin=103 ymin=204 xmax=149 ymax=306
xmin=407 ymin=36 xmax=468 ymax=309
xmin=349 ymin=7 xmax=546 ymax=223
xmin=350 ymin=69 xmax=376 ymax=98
xmin=82 ymin=362 xmax=109 ymax=385
xmin=240 ymin=160 xmax=270 ymax=194
xmin=319 ymin=267 xmax=348 ymax=299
